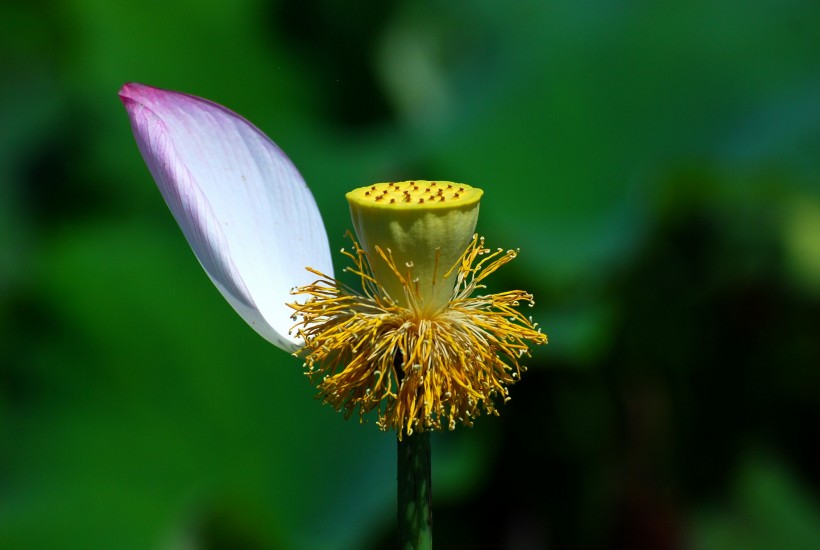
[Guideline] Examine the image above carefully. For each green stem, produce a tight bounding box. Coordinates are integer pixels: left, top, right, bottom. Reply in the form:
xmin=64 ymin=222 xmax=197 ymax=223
xmin=397 ymin=431 xmax=433 ymax=549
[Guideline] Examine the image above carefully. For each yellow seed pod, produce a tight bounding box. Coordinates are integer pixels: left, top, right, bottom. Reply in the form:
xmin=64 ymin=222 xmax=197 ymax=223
xmin=346 ymin=180 xmax=483 ymax=314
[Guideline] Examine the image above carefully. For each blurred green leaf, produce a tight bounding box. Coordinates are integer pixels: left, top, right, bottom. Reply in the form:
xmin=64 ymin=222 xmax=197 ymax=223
xmin=1 ymin=220 xmax=396 ymax=549
xmin=694 ymin=452 xmax=820 ymax=550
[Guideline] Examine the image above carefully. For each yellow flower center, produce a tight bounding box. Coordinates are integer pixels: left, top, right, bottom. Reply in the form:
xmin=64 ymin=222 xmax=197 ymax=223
xmin=289 ymin=181 xmax=547 ymax=437
xmin=346 ymin=181 xmax=483 ymax=314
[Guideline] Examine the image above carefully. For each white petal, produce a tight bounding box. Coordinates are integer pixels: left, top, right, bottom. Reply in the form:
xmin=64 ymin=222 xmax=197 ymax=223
xmin=119 ymin=83 xmax=332 ymax=352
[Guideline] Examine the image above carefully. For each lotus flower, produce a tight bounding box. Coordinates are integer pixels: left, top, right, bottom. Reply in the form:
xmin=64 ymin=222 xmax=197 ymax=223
xmin=120 ymin=83 xmax=546 ymax=436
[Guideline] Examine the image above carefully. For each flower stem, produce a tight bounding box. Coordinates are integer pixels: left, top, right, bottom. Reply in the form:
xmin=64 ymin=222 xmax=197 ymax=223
xmin=397 ymin=431 xmax=432 ymax=549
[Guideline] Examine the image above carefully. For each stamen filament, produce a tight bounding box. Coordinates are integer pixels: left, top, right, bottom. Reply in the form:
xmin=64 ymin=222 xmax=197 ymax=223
xmin=290 ymin=234 xmax=547 ymax=437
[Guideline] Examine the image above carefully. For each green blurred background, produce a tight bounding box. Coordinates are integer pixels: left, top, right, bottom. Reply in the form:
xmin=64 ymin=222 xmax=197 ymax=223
xmin=2 ymin=0 xmax=820 ymax=548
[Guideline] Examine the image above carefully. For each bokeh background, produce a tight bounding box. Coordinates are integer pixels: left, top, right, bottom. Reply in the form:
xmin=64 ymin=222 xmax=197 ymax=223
xmin=2 ymin=0 xmax=820 ymax=548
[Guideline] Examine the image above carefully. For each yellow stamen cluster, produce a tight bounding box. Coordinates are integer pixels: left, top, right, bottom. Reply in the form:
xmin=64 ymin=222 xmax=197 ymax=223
xmin=289 ymin=233 xmax=547 ymax=437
